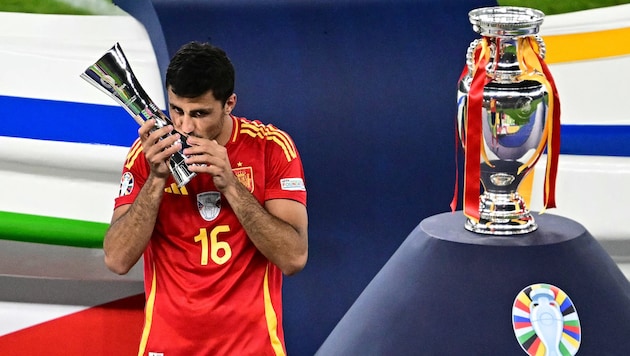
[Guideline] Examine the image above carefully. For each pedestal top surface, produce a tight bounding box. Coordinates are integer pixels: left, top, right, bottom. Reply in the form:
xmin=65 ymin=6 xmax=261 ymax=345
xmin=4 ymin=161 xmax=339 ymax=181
xmin=422 ymin=211 xmax=586 ymax=246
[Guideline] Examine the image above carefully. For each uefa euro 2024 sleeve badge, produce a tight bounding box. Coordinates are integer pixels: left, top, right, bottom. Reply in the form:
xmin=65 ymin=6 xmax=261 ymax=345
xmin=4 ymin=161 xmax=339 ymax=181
xmin=119 ymin=172 xmax=134 ymax=197
xmin=512 ymin=283 xmax=581 ymax=355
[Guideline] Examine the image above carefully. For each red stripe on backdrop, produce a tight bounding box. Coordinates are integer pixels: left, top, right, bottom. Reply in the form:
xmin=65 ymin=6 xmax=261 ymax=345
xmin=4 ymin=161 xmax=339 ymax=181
xmin=0 ymin=294 xmax=145 ymax=355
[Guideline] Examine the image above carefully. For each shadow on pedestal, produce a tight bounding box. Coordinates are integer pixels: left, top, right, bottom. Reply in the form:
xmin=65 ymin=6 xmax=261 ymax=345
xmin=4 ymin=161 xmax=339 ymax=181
xmin=317 ymin=212 xmax=630 ymax=355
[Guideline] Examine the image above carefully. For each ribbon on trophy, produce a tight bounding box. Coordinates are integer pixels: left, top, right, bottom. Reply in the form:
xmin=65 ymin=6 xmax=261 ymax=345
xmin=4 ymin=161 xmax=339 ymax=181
xmin=516 ymin=36 xmax=561 ymax=213
xmin=451 ymin=36 xmax=560 ymax=221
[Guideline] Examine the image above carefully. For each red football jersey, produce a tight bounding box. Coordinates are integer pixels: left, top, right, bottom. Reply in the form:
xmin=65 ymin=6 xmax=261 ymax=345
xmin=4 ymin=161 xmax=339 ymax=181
xmin=114 ymin=116 xmax=307 ymax=356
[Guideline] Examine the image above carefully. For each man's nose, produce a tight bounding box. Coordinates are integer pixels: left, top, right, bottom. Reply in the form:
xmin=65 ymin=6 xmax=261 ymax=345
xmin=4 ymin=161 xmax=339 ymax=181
xmin=179 ymin=114 xmax=195 ymax=135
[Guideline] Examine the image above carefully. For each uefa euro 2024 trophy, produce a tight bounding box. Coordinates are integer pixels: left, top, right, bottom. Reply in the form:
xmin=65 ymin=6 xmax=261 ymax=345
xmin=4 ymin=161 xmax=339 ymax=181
xmin=455 ymin=6 xmax=561 ymax=235
xmin=81 ymin=43 xmax=196 ymax=187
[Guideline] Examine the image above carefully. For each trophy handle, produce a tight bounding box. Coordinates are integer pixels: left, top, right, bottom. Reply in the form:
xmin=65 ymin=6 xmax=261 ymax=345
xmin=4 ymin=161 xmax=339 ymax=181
xmin=465 ymin=38 xmax=482 ymax=75
xmin=465 ymin=35 xmax=545 ymax=74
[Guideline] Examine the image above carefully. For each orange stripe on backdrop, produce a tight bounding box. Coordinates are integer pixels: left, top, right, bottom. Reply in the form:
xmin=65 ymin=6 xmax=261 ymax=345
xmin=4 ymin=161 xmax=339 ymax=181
xmin=0 ymin=294 xmax=145 ymax=356
xmin=543 ymin=27 xmax=630 ymax=64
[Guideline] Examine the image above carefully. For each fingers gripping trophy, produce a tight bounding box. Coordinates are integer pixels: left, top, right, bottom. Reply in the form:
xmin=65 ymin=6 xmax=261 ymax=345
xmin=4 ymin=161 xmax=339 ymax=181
xmin=455 ymin=6 xmax=561 ymax=235
xmin=81 ymin=43 xmax=196 ymax=187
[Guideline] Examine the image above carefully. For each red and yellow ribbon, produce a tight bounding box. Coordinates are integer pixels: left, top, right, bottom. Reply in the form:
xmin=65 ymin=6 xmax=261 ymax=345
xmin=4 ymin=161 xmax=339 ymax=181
xmin=516 ymin=37 xmax=561 ymax=211
xmin=452 ymin=36 xmax=561 ymax=221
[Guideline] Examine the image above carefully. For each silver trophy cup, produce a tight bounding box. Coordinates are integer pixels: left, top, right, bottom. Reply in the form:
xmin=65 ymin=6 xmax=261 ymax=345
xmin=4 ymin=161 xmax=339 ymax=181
xmin=456 ymin=7 xmax=559 ymax=235
xmin=81 ymin=43 xmax=196 ymax=187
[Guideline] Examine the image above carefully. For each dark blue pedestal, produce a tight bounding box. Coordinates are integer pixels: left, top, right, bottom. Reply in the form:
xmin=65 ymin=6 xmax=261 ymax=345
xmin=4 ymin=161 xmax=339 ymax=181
xmin=317 ymin=212 xmax=630 ymax=355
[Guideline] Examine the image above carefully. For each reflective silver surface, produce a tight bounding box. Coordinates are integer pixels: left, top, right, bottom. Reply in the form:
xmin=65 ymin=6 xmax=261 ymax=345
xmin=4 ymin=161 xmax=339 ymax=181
xmin=469 ymin=6 xmax=544 ymax=37
xmin=81 ymin=43 xmax=196 ymax=187
xmin=457 ymin=7 xmax=551 ymax=235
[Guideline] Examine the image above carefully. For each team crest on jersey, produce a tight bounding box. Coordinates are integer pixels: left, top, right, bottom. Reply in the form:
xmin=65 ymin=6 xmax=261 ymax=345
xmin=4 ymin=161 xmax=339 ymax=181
xmin=233 ymin=166 xmax=254 ymax=192
xmin=118 ymin=172 xmax=134 ymax=196
xmin=197 ymin=191 xmax=221 ymax=221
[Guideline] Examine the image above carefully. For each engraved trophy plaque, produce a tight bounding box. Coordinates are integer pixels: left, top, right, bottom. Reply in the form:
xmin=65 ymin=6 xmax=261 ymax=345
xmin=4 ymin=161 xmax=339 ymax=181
xmin=456 ymin=7 xmax=560 ymax=235
xmin=81 ymin=43 xmax=196 ymax=187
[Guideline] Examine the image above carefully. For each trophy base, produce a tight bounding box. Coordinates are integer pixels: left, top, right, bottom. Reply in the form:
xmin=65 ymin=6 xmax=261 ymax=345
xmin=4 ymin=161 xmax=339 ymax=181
xmin=465 ymin=192 xmax=538 ymax=235
xmin=465 ymin=215 xmax=537 ymax=235
xmin=169 ymin=153 xmax=197 ymax=188
xmin=172 ymin=170 xmax=196 ymax=188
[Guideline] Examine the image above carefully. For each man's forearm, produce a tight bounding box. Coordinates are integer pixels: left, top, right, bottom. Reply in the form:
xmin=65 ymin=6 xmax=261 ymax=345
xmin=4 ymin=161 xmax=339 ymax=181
xmin=103 ymin=174 xmax=167 ymax=274
xmin=223 ymin=180 xmax=307 ymax=275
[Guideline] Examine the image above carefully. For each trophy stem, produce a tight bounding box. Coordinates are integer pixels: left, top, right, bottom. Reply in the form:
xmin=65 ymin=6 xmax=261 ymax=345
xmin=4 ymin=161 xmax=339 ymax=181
xmin=169 ymin=152 xmax=196 ymax=188
xmin=465 ymin=191 xmax=537 ymax=235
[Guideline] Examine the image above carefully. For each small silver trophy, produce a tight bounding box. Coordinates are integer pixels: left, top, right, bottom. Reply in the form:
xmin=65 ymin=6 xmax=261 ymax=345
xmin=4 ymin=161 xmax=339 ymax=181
xmin=81 ymin=43 xmax=196 ymax=187
xmin=456 ymin=7 xmax=560 ymax=235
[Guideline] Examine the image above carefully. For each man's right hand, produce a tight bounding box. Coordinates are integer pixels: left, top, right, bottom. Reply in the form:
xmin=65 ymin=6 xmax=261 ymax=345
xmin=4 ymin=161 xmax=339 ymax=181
xmin=139 ymin=118 xmax=181 ymax=178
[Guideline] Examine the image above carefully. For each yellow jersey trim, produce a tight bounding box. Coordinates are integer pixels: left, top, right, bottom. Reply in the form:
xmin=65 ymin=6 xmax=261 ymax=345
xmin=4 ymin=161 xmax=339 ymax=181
xmin=263 ymin=264 xmax=286 ymax=356
xmin=137 ymin=263 xmax=157 ymax=356
xmin=125 ymin=138 xmax=143 ymax=170
xmin=240 ymin=121 xmax=297 ymax=162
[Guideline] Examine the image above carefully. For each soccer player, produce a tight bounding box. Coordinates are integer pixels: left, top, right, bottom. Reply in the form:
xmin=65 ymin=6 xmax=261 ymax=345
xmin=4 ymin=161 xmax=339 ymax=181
xmin=103 ymin=41 xmax=308 ymax=356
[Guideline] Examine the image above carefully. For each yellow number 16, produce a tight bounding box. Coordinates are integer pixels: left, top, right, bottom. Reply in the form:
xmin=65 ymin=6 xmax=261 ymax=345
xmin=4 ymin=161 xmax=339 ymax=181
xmin=194 ymin=226 xmax=232 ymax=266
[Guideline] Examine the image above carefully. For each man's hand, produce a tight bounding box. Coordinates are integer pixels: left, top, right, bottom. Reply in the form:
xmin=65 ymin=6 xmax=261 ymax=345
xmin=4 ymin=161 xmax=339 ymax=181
xmin=183 ymin=136 xmax=237 ymax=192
xmin=139 ymin=118 xmax=182 ymax=178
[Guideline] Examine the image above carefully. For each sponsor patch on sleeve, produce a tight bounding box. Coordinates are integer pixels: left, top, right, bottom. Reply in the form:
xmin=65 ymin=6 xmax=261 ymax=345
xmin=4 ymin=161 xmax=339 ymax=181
xmin=280 ymin=178 xmax=305 ymax=191
xmin=119 ymin=172 xmax=134 ymax=196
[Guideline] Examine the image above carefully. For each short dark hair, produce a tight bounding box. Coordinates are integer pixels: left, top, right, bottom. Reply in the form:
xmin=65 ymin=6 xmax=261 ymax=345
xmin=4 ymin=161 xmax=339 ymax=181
xmin=165 ymin=42 xmax=235 ymax=104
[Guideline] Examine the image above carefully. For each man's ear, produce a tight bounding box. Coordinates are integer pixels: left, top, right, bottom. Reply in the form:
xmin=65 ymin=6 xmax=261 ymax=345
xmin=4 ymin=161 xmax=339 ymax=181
xmin=225 ymin=93 xmax=237 ymax=114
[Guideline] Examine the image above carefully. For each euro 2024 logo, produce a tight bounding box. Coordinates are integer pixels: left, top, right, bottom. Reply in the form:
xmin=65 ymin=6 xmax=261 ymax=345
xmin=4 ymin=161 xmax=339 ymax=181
xmin=512 ymin=283 xmax=581 ymax=356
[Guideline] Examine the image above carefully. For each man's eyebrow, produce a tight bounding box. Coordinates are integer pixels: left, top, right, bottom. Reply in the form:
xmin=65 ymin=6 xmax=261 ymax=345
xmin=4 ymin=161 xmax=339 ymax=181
xmin=191 ymin=108 xmax=212 ymax=114
xmin=168 ymin=104 xmax=210 ymax=113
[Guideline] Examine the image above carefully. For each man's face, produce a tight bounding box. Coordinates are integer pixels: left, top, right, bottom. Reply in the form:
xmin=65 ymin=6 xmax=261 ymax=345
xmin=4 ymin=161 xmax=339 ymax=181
xmin=167 ymin=86 xmax=235 ymax=142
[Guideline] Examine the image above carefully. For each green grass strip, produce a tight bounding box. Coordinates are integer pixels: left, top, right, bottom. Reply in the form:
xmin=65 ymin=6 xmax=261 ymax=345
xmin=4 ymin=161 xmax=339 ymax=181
xmin=0 ymin=0 xmax=91 ymax=15
xmin=0 ymin=211 xmax=108 ymax=248
xmin=0 ymin=0 xmax=123 ymax=15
